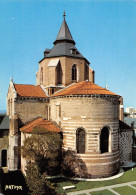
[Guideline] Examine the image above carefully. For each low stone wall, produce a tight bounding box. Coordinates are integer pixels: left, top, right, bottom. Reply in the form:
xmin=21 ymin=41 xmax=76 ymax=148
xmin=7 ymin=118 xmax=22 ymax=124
xmin=62 ymin=149 xmax=120 ymax=179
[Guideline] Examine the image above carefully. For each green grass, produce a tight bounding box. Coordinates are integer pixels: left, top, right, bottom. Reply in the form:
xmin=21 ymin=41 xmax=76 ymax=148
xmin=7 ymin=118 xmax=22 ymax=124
xmin=51 ymin=167 xmax=136 ymax=193
xmin=132 ymin=184 xmax=136 ymax=188
xmin=113 ymin=186 xmax=136 ymax=195
xmin=78 ymin=194 xmax=86 ymax=195
xmin=91 ymin=189 xmax=115 ymax=195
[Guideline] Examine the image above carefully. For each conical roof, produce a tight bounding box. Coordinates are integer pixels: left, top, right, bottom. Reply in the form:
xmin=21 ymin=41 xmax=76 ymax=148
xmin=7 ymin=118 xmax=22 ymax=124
xmin=54 ymin=15 xmax=75 ymax=45
xmin=52 ymin=81 xmax=119 ymax=97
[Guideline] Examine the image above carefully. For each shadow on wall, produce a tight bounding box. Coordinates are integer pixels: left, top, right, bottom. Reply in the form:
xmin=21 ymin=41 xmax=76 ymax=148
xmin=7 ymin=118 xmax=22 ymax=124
xmin=62 ymin=149 xmax=90 ymax=178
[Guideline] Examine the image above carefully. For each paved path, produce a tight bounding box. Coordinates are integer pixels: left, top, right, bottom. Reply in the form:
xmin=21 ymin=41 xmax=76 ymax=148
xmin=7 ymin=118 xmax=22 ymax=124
xmin=67 ymin=181 xmax=136 ymax=195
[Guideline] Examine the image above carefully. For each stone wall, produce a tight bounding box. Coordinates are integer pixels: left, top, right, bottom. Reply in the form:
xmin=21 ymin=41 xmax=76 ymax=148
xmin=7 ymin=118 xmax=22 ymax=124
xmin=8 ymin=135 xmax=19 ymax=170
xmin=119 ymin=130 xmax=132 ymax=166
xmin=50 ymin=95 xmax=120 ymax=178
xmin=7 ymin=96 xmax=48 ymax=171
xmin=15 ymin=98 xmax=48 ymax=126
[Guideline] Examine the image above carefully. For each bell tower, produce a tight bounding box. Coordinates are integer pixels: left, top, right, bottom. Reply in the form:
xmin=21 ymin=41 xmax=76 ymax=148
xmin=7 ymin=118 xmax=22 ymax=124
xmin=36 ymin=12 xmax=95 ymax=95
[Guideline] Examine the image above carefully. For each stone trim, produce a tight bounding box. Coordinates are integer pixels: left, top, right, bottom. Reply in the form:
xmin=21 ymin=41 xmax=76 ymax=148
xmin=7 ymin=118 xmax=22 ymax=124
xmin=84 ymin=159 xmax=119 ymax=166
xmin=51 ymin=94 xmax=120 ymax=99
xmin=76 ymin=151 xmax=119 ymax=157
xmin=77 ymin=153 xmax=119 ymax=160
xmin=17 ymin=96 xmax=48 ymax=101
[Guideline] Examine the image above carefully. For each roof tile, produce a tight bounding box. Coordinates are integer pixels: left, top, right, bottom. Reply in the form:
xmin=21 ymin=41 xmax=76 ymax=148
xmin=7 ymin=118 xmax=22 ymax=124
xmin=52 ymin=81 xmax=119 ymax=97
xmin=20 ymin=118 xmax=60 ymax=133
xmin=14 ymin=84 xmax=47 ymax=98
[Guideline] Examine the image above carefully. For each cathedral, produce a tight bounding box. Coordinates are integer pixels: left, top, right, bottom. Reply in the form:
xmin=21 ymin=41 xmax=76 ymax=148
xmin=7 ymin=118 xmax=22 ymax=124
xmin=7 ymin=12 xmax=133 ymax=178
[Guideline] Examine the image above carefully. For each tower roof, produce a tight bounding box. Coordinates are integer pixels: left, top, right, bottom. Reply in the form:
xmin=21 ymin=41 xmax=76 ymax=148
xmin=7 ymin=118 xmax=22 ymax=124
xmin=41 ymin=12 xmax=88 ymax=62
xmin=54 ymin=12 xmax=75 ymax=45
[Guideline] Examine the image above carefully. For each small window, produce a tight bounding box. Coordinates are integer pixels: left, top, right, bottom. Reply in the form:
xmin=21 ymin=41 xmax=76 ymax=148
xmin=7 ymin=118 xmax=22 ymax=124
xmin=72 ymin=65 xmax=77 ymax=81
xmin=70 ymin=48 xmax=76 ymax=55
xmin=76 ymin=128 xmax=85 ymax=154
xmin=52 ymin=88 xmax=54 ymax=94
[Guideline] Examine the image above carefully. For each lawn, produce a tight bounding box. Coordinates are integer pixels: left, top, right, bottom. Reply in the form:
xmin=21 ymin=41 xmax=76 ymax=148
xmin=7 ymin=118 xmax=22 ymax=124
xmin=51 ymin=167 xmax=136 ymax=193
xmin=91 ymin=189 xmax=115 ymax=195
xmin=113 ymin=186 xmax=136 ymax=195
xmin=1 ymin=167 xmax=136 ymax=195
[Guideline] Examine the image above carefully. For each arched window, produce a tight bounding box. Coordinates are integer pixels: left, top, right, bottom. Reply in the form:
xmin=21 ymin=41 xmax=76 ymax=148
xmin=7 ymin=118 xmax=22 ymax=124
xmin=72 ymin=65 xmax=77 ymax=81
xmin=76 ymin=128 xmax=85 ymax=154
xmin=1 ymin=149 xmax=7 ymax=167
xmin=100 ymin=127 xmax=109 ymax=153
xmin=56 ymin=63 xmax=62 ymax=85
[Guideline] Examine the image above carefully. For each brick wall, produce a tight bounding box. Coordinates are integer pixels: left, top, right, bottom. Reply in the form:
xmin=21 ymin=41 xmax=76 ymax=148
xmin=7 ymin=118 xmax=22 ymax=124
xmin=37 ymin=56 xmax=94 ymax=88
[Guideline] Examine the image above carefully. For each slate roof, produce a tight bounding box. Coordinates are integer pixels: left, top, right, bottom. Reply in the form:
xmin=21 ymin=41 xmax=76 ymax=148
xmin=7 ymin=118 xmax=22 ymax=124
xmin=40 ymin=14 xmax=88 ymax=62
xmin=46 ymin=42 xmax=85 ymax=59
xmin=14 ymin=84 xmax=47 ymax=98
xmin=0 ymin=114 xmax=5 ymax=124
xmin=124 ymin=117 xmax=136 ymax=129
xmin=119 ymin=120 xmax=132 ymax=131
xmin=52 ymin=81 xmax=119 ymax=97
xmin=54 ymin=17 xmax=75 ymax=45
xmin=20 ymin=118 xmax=60 ymax=133
xmin=0 ymin=115 xmax=9 ymax=130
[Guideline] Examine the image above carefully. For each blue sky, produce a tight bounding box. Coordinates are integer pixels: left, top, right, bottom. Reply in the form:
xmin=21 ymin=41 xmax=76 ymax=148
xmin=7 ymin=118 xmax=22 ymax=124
xmin=0 ymin=0 xmax=136 ymax=111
